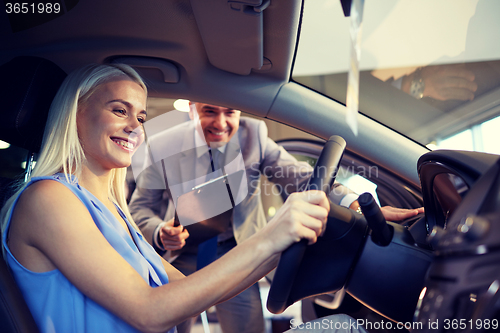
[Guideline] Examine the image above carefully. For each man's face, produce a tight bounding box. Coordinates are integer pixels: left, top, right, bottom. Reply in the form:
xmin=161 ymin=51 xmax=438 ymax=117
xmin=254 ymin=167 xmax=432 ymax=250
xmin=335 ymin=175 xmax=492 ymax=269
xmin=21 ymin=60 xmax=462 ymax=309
xmin=192 ymin=102 xmax=240 ymax=148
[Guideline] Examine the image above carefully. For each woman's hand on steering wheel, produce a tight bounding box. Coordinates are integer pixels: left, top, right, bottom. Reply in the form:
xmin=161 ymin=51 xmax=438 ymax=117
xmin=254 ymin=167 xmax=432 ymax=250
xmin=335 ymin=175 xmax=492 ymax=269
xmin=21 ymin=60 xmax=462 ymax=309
xmin=257 ymin=190 xmax=330 ymax=255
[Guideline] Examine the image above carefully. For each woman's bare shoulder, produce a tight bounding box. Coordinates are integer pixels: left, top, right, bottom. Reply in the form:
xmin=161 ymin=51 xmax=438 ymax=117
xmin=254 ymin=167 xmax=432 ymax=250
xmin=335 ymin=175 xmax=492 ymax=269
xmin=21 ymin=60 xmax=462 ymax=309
xmin=18 ymin=178 xmax=76 ymax=205
xmin=9 ymin=179 xmax=90 ymax=272
xmin=13 ymin=178 xmax=86 ymax=229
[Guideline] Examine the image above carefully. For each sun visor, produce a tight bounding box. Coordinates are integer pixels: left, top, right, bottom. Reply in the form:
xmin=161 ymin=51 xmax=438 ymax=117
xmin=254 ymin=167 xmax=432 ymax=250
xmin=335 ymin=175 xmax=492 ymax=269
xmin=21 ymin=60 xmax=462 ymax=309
xmin=190 ymin=0 xmax=270 ymax=75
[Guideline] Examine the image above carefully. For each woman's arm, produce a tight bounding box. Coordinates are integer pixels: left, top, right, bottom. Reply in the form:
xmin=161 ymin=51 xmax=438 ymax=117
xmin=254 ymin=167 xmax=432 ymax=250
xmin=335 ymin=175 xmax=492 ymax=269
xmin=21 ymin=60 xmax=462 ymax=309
xmin=9 ymin=180 xmax=328 ymax=333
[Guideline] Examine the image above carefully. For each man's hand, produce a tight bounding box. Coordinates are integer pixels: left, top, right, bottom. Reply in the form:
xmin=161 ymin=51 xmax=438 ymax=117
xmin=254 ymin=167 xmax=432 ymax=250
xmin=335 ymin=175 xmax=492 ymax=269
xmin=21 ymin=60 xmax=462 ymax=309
xmin=350 ymin=200 xmax=424 ymax=222
xmin=380 ymin=206 xmax=424 ymax=222
xmin=158 ymin=218 xmax=190 ymax=251
xmin=420 ymin=64 xmax=477 ymax=101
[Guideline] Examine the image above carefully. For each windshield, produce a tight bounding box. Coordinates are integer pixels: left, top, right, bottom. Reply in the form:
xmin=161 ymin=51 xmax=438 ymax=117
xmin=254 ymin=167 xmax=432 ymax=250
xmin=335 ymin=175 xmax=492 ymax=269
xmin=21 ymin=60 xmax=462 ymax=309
xmin=293 ymin=0 xmax=500 ymax=154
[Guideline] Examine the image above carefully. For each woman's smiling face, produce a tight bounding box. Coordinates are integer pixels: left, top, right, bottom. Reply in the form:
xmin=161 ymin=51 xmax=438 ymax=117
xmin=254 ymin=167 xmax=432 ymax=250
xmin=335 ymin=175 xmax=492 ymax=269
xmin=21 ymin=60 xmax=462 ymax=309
xmin=77 ymin=78 xmax=147 ymax=172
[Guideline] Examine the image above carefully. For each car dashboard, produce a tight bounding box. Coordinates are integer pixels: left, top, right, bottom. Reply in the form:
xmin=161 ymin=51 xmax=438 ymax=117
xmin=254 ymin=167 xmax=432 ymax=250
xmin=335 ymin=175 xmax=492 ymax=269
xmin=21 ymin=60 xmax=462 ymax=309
xmin=267 ymin=143 xmax=500 ymax=332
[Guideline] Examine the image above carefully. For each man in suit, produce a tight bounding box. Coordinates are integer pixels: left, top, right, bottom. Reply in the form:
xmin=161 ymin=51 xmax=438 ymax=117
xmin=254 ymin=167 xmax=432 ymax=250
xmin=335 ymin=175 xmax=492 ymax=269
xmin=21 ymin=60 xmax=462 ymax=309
xmin=129 ymin=101 xmax=422 ymax=333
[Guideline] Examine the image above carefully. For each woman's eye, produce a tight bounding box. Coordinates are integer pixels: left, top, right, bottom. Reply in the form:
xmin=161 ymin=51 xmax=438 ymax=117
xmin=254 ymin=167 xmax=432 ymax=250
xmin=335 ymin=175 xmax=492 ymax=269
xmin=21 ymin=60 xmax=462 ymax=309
xmin=137 ymin=117 xmax=146 ymax=124
xmin=114 ymin=109 xmax=126 ymax=115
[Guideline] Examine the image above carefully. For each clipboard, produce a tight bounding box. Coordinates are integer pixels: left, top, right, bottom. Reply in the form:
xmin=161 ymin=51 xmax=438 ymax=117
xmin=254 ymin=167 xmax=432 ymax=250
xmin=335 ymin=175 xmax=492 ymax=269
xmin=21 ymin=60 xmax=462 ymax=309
xmin=174 ymin=170 xmax=245 ymax=248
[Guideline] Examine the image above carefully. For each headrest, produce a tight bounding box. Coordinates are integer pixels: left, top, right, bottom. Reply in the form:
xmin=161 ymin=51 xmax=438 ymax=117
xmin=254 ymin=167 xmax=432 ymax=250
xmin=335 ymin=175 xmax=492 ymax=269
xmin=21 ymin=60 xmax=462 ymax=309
xmin=0 ymin=56 xmax=67 ymax=153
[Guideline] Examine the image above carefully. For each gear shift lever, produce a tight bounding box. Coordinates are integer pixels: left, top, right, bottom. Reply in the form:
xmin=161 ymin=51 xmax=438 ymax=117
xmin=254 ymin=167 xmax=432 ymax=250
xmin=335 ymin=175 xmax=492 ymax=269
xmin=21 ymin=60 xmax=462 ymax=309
xmin=358 ymin=192 xmax=393 ymax=246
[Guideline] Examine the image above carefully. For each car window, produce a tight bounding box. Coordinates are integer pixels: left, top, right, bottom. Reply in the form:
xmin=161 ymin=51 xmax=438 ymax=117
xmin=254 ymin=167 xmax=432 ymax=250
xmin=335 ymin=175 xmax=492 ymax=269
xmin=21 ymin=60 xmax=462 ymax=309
xmin=143 ymin=101 xmax=385 ymax=218
xmin=250 ymin=118 xmax=381 ymax=220
xmin=261 ymin=151 xmax=381 ymax=221
xmin=293 ymin=0 xmax=500 ymax=154
xmin=0 ymin=140 xmax=31 ymax=208
xmin=289 ymin=153 xmax=379 ymax=204
xmin=0 ymin=140 xmax=30 ymax=179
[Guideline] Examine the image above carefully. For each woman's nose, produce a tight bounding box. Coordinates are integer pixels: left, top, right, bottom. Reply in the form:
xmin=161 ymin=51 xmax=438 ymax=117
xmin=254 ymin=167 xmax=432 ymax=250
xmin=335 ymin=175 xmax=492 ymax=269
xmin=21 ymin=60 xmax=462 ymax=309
xmin=125 ymin=118 xmax=144 ymax=136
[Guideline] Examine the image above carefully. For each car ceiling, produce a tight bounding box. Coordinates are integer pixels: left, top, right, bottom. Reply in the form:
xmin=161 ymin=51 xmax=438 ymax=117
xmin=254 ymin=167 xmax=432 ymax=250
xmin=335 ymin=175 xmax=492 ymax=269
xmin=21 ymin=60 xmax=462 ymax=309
xmin=0 ymin=0 xmax=299 ymax=115
xmin=0 ymin=0 xmax=427 ymax=187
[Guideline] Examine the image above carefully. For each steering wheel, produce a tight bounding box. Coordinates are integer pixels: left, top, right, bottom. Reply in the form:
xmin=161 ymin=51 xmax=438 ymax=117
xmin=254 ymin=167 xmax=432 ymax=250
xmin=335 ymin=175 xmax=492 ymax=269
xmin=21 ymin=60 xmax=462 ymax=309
xmin=267 ymin=135 xmax=347 ymax=314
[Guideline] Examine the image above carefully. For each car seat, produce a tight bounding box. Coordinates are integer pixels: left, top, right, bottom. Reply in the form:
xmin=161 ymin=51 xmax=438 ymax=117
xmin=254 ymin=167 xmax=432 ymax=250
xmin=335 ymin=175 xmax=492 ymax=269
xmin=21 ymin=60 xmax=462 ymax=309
xmin=0 ymin=56 xmax=67 ymax=333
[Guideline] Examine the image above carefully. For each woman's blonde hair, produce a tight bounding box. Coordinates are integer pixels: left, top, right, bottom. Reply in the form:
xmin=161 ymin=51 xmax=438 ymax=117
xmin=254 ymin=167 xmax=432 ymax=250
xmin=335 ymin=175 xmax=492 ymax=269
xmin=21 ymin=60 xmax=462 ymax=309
xmin=2 ymin=63 xmax=147 ymax=233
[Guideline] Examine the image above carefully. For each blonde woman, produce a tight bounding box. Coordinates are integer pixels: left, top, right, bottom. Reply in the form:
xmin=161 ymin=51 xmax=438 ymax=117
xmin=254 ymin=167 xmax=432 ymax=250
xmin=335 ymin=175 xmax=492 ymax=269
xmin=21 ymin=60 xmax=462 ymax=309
xmin=0 ymin=64 xmax=336 ymax=333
